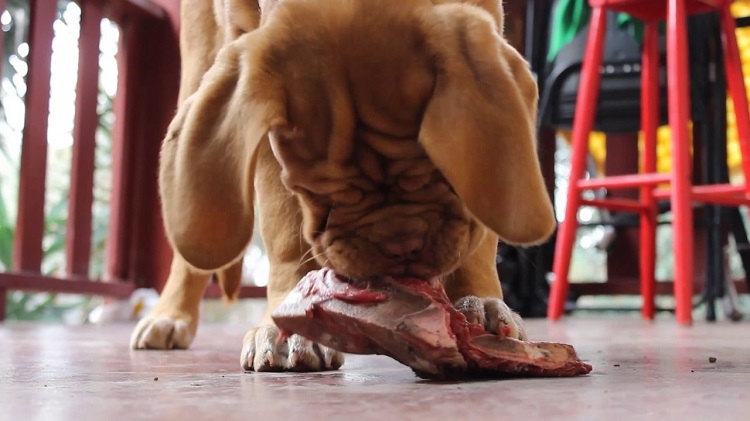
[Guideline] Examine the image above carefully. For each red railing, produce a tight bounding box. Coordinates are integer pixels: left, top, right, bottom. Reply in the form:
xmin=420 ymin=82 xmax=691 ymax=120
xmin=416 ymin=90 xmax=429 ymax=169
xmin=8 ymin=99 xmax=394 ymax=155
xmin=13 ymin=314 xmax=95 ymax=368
xmin=0 ymin=0 xmax=265 ymax=320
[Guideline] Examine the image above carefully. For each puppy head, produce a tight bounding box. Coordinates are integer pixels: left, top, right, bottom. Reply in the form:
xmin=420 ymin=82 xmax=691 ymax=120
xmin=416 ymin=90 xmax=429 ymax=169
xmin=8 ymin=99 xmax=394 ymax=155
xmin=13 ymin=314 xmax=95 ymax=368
xmin=160 ymin=0 xmax=555 ymax=278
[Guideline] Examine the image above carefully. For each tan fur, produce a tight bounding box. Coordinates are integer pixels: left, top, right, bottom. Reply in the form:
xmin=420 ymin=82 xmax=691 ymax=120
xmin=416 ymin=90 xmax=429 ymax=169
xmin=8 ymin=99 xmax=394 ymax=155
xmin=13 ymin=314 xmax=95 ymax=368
xmin=132 ymin=0 xmax=556 ymax=365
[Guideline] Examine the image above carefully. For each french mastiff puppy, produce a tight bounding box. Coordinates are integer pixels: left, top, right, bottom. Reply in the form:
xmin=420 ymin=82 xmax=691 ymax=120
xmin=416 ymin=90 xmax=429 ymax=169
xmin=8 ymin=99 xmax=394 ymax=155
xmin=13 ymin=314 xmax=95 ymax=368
xmin=131 ymin=0 xmax=556 ymax=372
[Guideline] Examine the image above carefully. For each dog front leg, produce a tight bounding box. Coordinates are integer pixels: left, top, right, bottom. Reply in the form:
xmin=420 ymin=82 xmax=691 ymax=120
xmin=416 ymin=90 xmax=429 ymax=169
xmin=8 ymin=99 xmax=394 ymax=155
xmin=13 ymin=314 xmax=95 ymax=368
xmin=240 ymin=142 xmax=344 ymax=372
xmin=130 ymin=255 xmax=213 ymax=349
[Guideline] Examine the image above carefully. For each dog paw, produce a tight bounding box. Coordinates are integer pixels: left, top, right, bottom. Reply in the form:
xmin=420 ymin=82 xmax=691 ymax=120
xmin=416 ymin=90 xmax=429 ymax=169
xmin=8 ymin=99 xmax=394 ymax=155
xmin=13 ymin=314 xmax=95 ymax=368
xmin=454 ymin=296 xmax=527 ymax=340
xmin=240 ymin=324 xmax=345 ymax=372
xmin=130 ymin=315 xmax=196 ymax=350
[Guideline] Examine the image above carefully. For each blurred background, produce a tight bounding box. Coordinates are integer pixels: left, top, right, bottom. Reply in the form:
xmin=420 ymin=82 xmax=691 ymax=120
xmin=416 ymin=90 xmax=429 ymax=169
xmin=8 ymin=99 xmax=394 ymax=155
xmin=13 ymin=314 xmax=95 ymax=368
xmin=2 ymin=0 xmax=750 ymax=325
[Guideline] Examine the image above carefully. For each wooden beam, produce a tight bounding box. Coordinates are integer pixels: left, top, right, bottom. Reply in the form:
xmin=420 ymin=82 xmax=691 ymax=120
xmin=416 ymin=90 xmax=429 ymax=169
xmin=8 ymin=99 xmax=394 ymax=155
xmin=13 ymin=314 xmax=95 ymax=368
xmin=100 ymin=13 xmax=179 ymax=290
xmin=106 ymin=19 xmax=142 ymax=281
xmin=145 ymin=0 xmax=179 ymax=33
xmin=0 ymin=272 xmax=135 ymax=297
xmin=106 ymin=0 xmax=165 ymax=20
xmin=121 ymin=16 xmax=180 ymax=290
xmin=0 ymin=272 xmax=266 ymax=300
xmin=14 ymin=0 xmax=57 ymax=272
xmin=66 ymin=0 xmax=104 ymax=277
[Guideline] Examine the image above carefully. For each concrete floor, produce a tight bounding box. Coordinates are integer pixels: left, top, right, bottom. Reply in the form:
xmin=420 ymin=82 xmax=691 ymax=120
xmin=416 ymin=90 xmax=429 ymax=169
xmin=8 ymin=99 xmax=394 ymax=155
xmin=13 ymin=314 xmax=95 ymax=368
xmin=0 ymin=318 xmax=748 ymax=421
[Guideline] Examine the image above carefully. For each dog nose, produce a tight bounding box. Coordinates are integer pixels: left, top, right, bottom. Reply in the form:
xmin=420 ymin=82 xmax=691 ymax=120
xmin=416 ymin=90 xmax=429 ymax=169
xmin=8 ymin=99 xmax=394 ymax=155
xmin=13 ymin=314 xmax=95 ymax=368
xmin=380 ymin=235 xmax=424 ymax=260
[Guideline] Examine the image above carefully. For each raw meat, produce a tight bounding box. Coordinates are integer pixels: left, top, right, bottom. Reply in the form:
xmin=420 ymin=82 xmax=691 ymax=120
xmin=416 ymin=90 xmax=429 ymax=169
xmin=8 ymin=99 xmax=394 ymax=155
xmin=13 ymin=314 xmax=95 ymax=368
xmin=271 ymin=269 xmax=593 ymax=379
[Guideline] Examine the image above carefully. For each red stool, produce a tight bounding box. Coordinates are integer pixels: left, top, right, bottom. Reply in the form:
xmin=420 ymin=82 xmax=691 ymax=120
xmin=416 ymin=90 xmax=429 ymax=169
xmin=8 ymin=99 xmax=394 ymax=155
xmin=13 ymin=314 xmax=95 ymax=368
xmin=548 ymin=0 xmax=750 ymax=325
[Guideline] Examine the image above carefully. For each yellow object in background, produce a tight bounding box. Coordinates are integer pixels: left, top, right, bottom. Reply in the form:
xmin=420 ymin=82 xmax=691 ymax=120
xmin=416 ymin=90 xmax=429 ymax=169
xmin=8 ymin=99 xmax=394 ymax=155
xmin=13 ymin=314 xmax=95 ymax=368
xmin=560 ymin=2 xmax=750 ymax=182
xmin=726 ymin=0 xmax=750 ymax=181
xmin=558 ymin=125 xmax=691 ymax=181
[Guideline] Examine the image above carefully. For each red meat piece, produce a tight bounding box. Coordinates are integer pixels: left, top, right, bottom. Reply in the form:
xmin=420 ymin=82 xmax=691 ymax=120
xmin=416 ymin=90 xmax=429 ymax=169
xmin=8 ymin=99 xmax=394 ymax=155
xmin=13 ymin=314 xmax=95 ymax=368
xmin=272 ymin=269 xmax=593 ymax=379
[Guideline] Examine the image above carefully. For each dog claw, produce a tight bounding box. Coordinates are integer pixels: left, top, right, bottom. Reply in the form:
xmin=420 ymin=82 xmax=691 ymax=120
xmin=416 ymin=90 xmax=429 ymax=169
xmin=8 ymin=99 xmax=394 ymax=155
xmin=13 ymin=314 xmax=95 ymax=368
xmin=241 ymin=324 xmax=344 ymax=372
xmin=454 ymin=296 xmax=527 ymax=340
xmin=130 ymin=316 xmax=195 ymax=350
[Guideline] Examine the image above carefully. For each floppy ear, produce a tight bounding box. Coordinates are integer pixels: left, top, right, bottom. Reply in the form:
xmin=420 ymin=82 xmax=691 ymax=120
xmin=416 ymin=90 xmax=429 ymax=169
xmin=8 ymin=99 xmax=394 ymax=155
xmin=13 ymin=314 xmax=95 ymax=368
xmin=419 ymin=6 xmax=556 ymax=245
xmin=159 ymin=32 xmax=286 ymax=271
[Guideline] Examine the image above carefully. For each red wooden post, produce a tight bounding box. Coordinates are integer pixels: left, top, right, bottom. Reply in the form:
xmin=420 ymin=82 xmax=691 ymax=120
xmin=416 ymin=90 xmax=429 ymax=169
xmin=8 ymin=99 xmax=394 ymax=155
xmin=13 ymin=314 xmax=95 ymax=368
xmin=148 ymin=0 xmax=179 ymax=33
xmin=105 ymin=18 xmax=142 ymax=282
xmin=106 ymin=9 xmax=178 ymax=289
xmin=126 ymin=17 xmax=179 ymax=290
xmin=13 ymin=0 xmax=56 ymax=272
xmin=66 ymin=0 xmax=104 ymax=278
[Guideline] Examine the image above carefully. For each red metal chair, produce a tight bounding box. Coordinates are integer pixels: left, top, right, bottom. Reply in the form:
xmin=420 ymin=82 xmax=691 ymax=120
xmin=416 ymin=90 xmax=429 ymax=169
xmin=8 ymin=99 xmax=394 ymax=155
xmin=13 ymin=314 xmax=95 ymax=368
xmin=548 ymin=0 xmax=750 ymax=325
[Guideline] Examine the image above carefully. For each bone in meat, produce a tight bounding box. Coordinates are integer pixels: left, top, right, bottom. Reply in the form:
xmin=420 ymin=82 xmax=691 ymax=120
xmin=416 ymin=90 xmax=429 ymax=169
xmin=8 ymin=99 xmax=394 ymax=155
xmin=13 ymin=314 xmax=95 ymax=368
xmin=271 ymin=269 xmax=593 ymax=379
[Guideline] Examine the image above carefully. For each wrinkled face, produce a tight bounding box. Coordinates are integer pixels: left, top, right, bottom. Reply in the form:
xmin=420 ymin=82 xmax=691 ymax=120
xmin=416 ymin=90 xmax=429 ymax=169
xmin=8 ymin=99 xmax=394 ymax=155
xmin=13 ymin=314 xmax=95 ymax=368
xmin=158 ymin=0 xmax=555 ymax=276
xmin=272 ymin=132 xmax=484 ymax=281
xmin=266 ymin=9 xmax=484 ymax=280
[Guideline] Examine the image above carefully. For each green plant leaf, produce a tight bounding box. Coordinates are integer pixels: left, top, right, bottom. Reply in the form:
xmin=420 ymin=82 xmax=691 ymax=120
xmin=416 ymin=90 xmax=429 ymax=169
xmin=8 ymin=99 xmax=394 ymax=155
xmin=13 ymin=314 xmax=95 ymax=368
xmin=0 ymin=175 xmax=14 ymax=270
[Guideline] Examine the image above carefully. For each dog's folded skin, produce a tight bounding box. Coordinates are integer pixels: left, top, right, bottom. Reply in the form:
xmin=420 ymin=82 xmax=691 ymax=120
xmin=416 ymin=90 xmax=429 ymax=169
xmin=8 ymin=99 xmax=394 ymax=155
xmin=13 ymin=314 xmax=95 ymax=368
xmin=132 ymin=0 xmax=558 ymax=374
